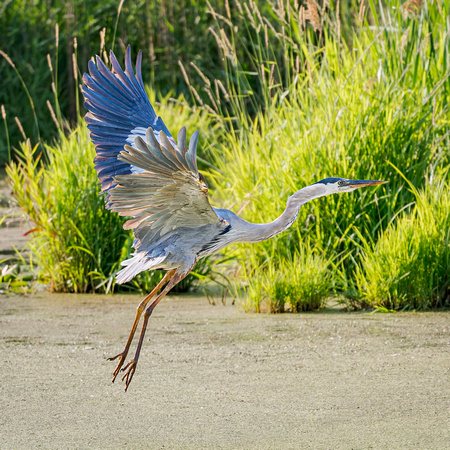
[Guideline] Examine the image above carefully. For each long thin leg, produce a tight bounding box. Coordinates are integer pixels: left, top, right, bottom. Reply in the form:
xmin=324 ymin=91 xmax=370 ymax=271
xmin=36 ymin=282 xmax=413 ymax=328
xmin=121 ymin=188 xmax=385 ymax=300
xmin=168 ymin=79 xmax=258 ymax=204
xmin=121 ymin=267 xmax=191 ymax=391
xmin=108 ymin=269 xmax=176 ymax=382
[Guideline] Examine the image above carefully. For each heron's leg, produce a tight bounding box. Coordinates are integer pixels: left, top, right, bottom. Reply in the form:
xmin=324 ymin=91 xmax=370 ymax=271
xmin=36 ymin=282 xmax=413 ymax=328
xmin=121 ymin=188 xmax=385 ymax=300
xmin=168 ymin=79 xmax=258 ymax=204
xmin=109 ymin=269 xmax=176 ymax=382
xmin=121 ymin=268 xmax=191 ymax=391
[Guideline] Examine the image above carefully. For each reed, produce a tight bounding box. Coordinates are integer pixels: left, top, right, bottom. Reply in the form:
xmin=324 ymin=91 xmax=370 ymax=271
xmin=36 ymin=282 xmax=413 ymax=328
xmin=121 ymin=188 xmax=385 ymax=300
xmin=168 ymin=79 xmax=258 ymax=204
xmin=0 ymin=0 xmax=368 ymax=163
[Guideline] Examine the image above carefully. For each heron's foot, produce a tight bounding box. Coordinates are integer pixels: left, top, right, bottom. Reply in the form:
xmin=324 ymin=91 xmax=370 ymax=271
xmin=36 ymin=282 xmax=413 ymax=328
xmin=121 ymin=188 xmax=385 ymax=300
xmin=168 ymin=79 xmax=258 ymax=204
xmin=121 ymin=359 xmax=137 ymax=391
xmin=108 ymin=351 xmax=128 ymax=383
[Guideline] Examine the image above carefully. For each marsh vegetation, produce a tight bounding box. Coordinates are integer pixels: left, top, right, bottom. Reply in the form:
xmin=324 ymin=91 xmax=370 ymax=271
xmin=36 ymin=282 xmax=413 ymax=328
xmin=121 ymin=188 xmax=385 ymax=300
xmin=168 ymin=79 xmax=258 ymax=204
xmin=1 ymin=0 xmax=449 ymax=311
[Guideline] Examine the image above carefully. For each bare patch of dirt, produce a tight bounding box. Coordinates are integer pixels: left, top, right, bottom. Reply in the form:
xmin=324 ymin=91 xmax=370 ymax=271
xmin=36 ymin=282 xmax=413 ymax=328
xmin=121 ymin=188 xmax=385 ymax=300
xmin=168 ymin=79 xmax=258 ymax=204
xmin=0 ymin=293 xmax=449 ymax=449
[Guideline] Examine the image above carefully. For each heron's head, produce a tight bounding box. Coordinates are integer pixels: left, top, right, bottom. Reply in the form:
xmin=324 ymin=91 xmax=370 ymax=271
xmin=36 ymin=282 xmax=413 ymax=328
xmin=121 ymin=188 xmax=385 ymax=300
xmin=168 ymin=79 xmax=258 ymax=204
xmin=315 ymin=177 xmax=388 ymax=194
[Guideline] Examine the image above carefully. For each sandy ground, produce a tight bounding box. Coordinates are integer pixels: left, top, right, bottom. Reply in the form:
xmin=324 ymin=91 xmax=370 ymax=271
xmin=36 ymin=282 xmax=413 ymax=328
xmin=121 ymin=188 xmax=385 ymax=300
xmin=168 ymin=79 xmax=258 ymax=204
xmin=0 ymin=293 xmax=449 ymax=449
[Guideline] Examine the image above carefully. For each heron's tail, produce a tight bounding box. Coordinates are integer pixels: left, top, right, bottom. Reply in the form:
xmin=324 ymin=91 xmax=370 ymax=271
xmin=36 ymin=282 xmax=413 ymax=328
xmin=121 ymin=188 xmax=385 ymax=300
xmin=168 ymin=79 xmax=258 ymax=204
xmin=115 ymin=252 xmax=168 ymax=284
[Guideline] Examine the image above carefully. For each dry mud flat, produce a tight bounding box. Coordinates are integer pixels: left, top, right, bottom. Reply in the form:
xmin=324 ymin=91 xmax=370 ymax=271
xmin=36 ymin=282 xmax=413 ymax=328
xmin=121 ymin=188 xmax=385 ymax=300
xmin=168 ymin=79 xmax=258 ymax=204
xmin=0 ymin=293 xmax=449 ymax=449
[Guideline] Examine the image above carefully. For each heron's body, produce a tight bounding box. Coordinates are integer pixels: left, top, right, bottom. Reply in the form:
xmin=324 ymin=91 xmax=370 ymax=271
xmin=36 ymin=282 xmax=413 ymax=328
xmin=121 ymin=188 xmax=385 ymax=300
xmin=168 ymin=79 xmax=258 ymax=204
xmin=82 ymin=47 xmax=387 ymax=390
xmin=117 ymin=184 xmax=337 ymax=282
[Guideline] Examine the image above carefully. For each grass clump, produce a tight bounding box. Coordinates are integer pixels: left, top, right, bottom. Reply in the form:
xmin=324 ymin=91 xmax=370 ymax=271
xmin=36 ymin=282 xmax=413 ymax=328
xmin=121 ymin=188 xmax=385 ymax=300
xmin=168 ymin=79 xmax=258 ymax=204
xmin=238 ymin=239 xmax=331 ymax=313
xmin=354 ymin=176 xmax=450 ymax=310
xmin=7 ymin=131 xmax=127 ymax=293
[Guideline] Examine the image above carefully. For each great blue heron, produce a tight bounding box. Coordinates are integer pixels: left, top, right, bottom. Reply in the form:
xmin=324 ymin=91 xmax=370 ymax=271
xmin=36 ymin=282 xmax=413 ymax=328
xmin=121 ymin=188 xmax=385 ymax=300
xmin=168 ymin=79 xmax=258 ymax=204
xmin=82 ymin=47 xmax=387 ymax=390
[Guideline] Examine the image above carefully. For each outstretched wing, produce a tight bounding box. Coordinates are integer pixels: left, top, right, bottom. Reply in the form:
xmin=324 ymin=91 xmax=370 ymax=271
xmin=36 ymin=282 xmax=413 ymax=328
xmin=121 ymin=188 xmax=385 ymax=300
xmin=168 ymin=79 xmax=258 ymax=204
xmin=111 ymin=126 xmax=223 ymax=247
xmin=82 ymin=47 xmax=223 ymax=250
xmin=82 ymin=45 xmax=176 ymax=195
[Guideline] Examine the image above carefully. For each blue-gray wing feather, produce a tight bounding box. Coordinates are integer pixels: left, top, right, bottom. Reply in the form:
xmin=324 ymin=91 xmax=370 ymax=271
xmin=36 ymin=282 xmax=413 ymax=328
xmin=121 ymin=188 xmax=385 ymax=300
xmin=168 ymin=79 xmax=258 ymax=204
xmin=82 ymin=46 xmax=173 ymax=196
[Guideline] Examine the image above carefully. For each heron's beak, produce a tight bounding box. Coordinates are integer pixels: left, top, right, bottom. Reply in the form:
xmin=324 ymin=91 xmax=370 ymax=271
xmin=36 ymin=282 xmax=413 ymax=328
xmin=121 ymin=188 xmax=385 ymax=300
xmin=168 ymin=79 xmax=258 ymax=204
xmin=347 ymin=180 xmax=388 ymax=188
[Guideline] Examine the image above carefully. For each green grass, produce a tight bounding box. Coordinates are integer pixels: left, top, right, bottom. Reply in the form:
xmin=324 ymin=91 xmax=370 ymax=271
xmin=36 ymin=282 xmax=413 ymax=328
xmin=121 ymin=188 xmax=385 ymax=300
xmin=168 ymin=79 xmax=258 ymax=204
xmin=7 ymin=132 xmax=126 ymax=293
xmin=354 ymin=175 xmax=450 ymax=310
xmin=235 ymin=237 xmax=331 ymax=313
xmin=0 ymin=0 xmax=381 ymax=164
xmin=3 ymin=0 xmax=449 ymax=309
xmin=198 ymin=0 xmax=450 ymax=311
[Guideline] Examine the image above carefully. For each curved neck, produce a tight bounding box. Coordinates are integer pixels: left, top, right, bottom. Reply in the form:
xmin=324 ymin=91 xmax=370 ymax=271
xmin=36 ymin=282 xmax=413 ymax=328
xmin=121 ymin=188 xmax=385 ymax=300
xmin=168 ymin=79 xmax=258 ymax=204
xmin=239 ymin=183 xmax=328 ymax=243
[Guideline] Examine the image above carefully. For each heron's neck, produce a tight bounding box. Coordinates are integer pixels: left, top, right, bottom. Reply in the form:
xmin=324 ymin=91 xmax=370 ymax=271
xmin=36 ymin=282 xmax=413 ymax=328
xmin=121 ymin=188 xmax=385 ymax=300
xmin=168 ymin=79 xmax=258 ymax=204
xmin=239 ymin=184 xmax=328 ymax=243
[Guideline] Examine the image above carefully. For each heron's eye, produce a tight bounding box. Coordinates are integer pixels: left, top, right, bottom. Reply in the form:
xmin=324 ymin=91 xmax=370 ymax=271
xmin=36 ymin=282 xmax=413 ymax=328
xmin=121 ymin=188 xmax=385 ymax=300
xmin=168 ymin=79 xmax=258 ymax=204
xmin=338 ymin=180 xmax=344 ymax=186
